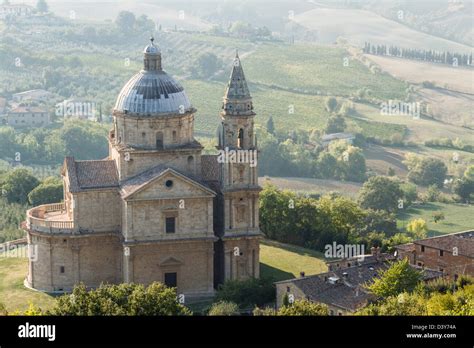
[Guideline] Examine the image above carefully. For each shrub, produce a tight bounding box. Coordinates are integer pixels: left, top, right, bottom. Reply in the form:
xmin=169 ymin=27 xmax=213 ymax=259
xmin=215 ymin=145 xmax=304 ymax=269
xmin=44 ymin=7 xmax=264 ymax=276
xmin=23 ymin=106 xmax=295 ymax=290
xmin=208 ymin=301 xmax=240 ymax=316
xmin=49 ymin=282 xmax=192 ymax=316
xmin=215 ymin=278 xmax=275 ymax=309
xmin=252 ymin=306 xmax=277 ymax=316
xmin=406 ymin=218 xmax=428 ymax=239
xmin=400 ymin=182 xmax=418 ymax=207
xmin=425 ymin=184 xmax=441 ymax=202
xmin=278 ymin=300 xmax=328 ymax=316
xmin=0 ymin=302 xmax=7 ymax=315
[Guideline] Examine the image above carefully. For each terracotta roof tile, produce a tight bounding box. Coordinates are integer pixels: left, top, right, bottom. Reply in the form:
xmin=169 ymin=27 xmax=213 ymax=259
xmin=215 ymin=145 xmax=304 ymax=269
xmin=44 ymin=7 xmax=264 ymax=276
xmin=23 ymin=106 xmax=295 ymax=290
xmin=64 ymin=157 xmax=119 ymax=192
xmin=276 ymin=257 xmax=442 ymax=312
xmin=201 ymin=155 xmax=221 ymax=182
xmin=414 ymin=231 xmax=474 ymax=258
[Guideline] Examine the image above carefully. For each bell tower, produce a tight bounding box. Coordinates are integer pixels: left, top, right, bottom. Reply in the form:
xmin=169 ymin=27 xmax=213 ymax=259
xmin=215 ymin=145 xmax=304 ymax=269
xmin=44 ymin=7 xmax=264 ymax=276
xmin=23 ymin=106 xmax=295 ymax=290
xmin=217 ymin=52 xmax=261 ymax=281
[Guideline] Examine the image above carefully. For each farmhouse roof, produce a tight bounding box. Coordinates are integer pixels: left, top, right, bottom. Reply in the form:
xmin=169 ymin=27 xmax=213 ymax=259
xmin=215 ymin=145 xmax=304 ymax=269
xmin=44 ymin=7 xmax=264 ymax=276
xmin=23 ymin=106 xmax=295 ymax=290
xmin=413 ymin=230 xmax=474 ymax=258
xmin=9 ymin=106 xmax=48 ymax=113
xmin=275 ymin=256 xmax=442 ymax=312
xmin=321 ymin=132 xmax=355 ymax=142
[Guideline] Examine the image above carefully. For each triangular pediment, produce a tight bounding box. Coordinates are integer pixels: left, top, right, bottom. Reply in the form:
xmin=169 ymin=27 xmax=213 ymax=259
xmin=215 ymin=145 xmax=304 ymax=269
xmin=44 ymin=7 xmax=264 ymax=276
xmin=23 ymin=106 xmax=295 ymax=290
xmin=121 ymin=167 xmax=215 ymax=201
xmin=159 ymin=256 xmax=183 ymax=266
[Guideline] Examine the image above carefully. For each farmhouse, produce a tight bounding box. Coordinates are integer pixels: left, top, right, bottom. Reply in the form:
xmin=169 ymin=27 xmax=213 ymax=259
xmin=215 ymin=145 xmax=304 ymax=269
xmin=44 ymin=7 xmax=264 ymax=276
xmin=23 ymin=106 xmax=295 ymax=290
xmin=275 ymin=247 xmax=442 ymax=315
xmin=321 ymin=132 xmax=355 ymax=147
xmin=7 ymin=106 xmax=50 ymax=128
xmin=0 ymin=3 xmax=33 ymax=19
xmin=12 ymin=89 xmax=55 ymax=103
xmin=395 ymin=230 xmax=474 ymax=279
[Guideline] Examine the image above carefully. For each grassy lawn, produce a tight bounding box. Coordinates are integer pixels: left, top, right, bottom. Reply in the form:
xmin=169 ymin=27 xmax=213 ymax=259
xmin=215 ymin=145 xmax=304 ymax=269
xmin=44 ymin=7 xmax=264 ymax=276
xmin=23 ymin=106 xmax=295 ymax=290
xmin=260 ymin=239 xmax=327 ymax=282
xmin=397 ymin=202 xmax=474 ymax=237
xmin=0 ymin=257 xmax=55 ymax=313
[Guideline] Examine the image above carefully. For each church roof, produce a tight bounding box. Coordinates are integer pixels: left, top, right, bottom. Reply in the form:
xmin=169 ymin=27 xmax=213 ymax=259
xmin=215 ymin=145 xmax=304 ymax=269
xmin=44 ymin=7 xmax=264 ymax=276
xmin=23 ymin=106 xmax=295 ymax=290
xmin=120 ymin=164 xmax=215 ymax=199
xmin=221 ymin=51 xmax=254 ymax=116
xmin=201 ymin=155 xmax=221 ymax=182
xmin=114 ymin=38 xmax=193 ymax=116
xmin=224 ymin=51 xmax=251 ymax=100
xmin=64 ymin=157 xmax=119 ymax=193
xmin=114 ymin=71 xmax=192 ymax=116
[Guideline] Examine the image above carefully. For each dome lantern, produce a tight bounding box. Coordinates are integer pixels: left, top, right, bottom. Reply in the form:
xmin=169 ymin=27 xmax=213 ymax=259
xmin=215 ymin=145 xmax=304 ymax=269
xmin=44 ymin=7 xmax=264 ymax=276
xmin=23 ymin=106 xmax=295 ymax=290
xmin=143 ymin=37 xmax=162 ymax=71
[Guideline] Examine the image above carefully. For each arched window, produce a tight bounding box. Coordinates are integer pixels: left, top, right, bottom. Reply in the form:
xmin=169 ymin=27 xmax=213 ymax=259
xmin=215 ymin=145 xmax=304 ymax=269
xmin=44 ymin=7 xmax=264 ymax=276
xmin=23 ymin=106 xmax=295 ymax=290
xmin=237 ymin=128 xmax=244 ymax=148
xmin=156 ymin=132 xmax=163 ymax=149
xmin=172 ymin=130 xmax=177 ymax=142
xmin=187 ymin=155 xmax=194 ymax=172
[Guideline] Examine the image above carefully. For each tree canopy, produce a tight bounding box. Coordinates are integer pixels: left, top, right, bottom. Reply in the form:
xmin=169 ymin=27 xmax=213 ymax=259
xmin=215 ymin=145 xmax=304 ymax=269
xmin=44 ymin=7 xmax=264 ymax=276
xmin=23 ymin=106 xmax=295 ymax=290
xmin=358 ymin=176 xmax=403 ymax=213
xmin=365 ymin=259 xmax=423 ymax=298
xmin=49 ymin=282 xmax=192 ymax=316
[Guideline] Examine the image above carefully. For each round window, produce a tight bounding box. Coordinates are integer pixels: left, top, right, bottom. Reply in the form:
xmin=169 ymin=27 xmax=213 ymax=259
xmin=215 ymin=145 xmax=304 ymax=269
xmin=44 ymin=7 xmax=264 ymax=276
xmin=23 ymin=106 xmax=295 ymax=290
xmin=165 ymin=180 xmax=173 ymax=188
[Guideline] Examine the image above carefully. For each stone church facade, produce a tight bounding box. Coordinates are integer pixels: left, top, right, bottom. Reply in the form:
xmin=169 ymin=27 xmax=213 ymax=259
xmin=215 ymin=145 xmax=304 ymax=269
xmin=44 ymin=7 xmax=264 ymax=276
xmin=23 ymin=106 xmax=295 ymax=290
xmin=23 ymin=39 xmax=261 ymax=298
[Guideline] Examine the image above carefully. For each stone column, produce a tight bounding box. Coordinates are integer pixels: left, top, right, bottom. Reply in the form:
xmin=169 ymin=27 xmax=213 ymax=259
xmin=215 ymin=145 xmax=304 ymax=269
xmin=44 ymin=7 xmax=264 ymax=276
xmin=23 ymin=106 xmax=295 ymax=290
xmin=207 ymin=245 xmax=214 ymax=292
xmin=71 ymin=245 xmax=80 ymax=285
xmin=224 ymin=249 xmax=231 ymax=280
xmin=123 ymin=246 xmax=134 ymax=283
xmin=49 ymin=242 xmax=54 ymax=291
xmin=207 ymin=200 xmax=213 ymax=234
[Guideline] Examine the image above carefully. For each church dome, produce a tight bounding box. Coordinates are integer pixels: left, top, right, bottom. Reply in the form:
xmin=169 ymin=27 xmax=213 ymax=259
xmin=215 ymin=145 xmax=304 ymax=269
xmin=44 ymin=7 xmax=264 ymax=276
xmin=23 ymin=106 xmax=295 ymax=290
xmin=143 ymin=42 xmax=161 ymax=54
xmin=114 ymin=38 xmax=192 ymax=116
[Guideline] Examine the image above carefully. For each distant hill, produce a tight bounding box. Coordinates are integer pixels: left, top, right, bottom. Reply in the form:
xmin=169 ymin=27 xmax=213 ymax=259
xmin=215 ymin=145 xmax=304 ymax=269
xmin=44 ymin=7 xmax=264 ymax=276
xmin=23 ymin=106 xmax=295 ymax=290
xmin=359 ymin=0 xmax=474 ymax=47
xmin=293 ymin=7 xmax=472 ymax=53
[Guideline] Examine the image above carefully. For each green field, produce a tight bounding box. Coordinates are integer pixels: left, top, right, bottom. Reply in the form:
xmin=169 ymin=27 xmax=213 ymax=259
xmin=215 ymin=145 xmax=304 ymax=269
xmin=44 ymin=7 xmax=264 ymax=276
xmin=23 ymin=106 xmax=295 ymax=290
xmin=397 ymin=202 xmax=474 ymax=237
xmin=184 ymin=79 xmax=330 ymax=136
xmin=244 ymin=43 xmax=407 ymax=100
xmin=260 ymin=239 xmax=327 ymax=282
xmin=0 ymin=257 xmax=55 ymax=313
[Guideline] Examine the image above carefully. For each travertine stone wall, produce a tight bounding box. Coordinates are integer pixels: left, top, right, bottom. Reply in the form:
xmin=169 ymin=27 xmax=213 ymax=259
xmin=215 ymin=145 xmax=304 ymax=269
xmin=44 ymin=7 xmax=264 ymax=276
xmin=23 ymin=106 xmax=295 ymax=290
xmin=26 ymin=232 xmax=121 ymax=292
xmin=111 ymin=146 xmax=202 ymax=180
xmin=114 ymin=113 xmax=195 ymax=149
xmin=124 ymin=240 xmax=215 ymax=296
xmin=74 ymin=190 xmax=121 ymax=232
xmin=223 ymin=237 xmax=260 ymax=281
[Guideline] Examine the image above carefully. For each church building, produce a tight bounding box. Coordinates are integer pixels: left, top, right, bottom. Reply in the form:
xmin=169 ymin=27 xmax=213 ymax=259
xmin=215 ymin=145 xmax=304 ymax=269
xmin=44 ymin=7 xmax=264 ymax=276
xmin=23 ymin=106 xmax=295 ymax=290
xmin=23 ymin=39 xmax=261 ymax=298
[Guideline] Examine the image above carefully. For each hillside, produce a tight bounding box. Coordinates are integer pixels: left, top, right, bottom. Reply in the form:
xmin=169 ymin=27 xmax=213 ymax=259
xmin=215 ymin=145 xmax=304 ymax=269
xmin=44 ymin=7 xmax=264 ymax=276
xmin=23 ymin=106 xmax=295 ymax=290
xmin=293 ymin=8 xmax=473 ymax=53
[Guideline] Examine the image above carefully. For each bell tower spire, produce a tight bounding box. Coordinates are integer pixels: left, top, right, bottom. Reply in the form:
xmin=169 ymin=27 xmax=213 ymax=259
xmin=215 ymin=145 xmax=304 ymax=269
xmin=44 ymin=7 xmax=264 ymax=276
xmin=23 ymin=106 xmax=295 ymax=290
xmin=221 ymin=51 xmax=254 ymax=117
xmin=219 ymin=53 xmax=256 ymax=150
